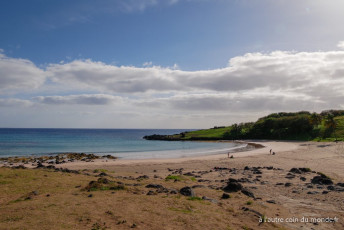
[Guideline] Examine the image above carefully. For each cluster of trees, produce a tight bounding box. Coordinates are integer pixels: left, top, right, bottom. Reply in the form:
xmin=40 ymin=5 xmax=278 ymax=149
xmin=223 ymin=110 xmax=343 ymax=140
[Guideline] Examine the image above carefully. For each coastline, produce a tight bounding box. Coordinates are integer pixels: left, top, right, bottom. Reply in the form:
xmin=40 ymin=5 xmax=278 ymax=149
xmin=0 ymin=140 xmax=290 ymax=168
xmin=61 ymin=140 xmax=296 ymax=167
xmin=50 ymin=141 xmax=305 ymax=173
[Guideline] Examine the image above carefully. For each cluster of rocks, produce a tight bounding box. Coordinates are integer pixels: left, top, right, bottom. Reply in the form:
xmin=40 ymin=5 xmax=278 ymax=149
xmin=85 ymin=177 xmax=126 ymax=192
xmin=223 ymin=178 xmax=256 ymax=199
xmin=162 ymin=165 xmax=344 ymax=200
xmin=273 ymin=167 xmax=344 ymax=195
xmin=0 ymin=153 xmax=117 ymax=167
xmin=36 ymin=162 xmax=80 ymax=174
xmin=146 ymin=184 xmax=178 ymax=195
xmin=145 ymin=184 xmax=222 ymax=203
xmin=2 ymin=162 xmax=81 ymax=174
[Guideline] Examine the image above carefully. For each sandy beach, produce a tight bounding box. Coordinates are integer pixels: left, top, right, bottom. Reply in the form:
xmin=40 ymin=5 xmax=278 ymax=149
xmin=1 ymin=141 xmax=344 ymax=230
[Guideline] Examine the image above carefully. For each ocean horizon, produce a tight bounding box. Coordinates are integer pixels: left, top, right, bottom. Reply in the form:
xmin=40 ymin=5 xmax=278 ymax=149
xmin=0 ymin=128 xmax=243 ymax=159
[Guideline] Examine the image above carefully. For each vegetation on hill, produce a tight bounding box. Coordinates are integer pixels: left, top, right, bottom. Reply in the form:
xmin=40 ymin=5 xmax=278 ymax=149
xmin=144 ymin=110 xmax=344 ymax=141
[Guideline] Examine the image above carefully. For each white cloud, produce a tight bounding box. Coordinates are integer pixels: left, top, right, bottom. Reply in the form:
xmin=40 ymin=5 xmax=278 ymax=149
xmin=45 ymin=50 xmax=344 ymax=98
xmin=135 ymin=91 xmax=322 ymax=112
xmin=2 ymin=46 xmax=344 ymax=127
xmin=46 ymin=60 xmax=182 ymax=93
xmin=119 ymin=0 xmax=158 ymax=12
xmin=337 ymin=41 xmax=344 ymax=49
xmin=34 ymin=94 xmax=123 ymax=105
xmin=0 ymin=98 xmax=33 ymax=107
xmin=142 ymin=61 xmax=153 ymax=67
xmin=0 ymin=53 xmax=46 ymax=94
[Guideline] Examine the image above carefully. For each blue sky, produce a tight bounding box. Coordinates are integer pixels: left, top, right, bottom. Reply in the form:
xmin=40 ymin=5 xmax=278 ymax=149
xmin=2 ymin=0 xmax=343 ymax=70
xmin=1 ymin=0 xmax=344 ymax=128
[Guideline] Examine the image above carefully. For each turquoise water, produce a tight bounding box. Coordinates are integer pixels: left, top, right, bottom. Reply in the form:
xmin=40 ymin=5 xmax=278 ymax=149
xmin=0 ymin=128 xmax=243 ymax=159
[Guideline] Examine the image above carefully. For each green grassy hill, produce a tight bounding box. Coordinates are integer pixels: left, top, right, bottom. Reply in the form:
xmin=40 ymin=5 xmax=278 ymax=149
xmin=181 ymin=127 xmax=232 ymax=140
xmin=144 ymin=110 xmax=344 ymax=142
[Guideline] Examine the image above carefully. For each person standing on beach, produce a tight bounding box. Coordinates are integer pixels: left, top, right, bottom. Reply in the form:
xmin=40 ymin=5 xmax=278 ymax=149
xmin=270 ymin=149 xmax=272 ymax=154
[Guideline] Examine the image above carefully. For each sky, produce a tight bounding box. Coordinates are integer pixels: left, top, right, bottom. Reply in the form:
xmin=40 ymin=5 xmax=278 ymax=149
xmin=1 ymin=0 xmax=344 ymax=129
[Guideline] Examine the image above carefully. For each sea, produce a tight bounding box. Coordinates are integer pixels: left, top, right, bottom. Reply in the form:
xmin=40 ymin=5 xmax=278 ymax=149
xmin=0 ymin=128 xmax=245 ymax=159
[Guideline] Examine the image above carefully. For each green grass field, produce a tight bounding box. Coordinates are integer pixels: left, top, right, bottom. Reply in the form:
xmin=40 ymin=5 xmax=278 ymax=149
xmin=182 ymin=127 xmax=232 ymax=139
xmin=177 ymin=114 xmax=344 ymax=142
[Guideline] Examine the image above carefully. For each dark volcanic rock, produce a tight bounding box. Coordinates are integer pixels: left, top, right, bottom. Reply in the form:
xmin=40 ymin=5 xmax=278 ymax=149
xmin=241 ymin=207 xmax=263 ymax=218
xmin=202 ymin=196 xmax=218 ymax=203
xmin=299 ymin=168 xmax=312 ymax=173
xmin=145 ymin=184 xmax=163 ymax=189
xmin=285 ymin=174 xmax=296 ymax=179
xmin=266 ymin=200 xmax=276 ymax=204
xmin=214 ymin=167 xmax=229 ymax=171
xmin=157 ymin=187 xmax=169 ymax=193
xmin=285 ymin=183 xmax=292 ymax=187
xmin=98 ymin=172 xmax=108 ymax=177
xmin=36 ymin=162 xmax=44 ymax=168
xmin=169 ymin=189 xmax=178 ymax=194
xmin=208 ymin=185 xmax=219 ymax=190
xmin=223 ymin=181 xmax=243 ymax=192
xmin=192 ymin=185 xmax=206 ymax=189
xmin=238 ymin=178 xmax=253 ymax=183
xmin=146 ymin=190 xmax=157 ymax=195
xmin=241 ymin=188 xmax=255 ymax=199
xmin=179 ymin=187 xmax=195 ymax=197
xmin=183 ymin=172 xmax=196 ymax=177
xmin=326 ymin=185 xmax=337 ymax=191
xmin=311 ymin=175 xmax=333 ymax=185
xmin=137 ymin=175 xmax=149 ymax=180
xmin=252 ymin=170 xmax=262 ymax=174
xmin=221 ymin=193 xmax=230 ymax=199
xmin=97 ymin=178 xmax=110 ymax=184
xmin=307 ymin=191 xmax=319 ymax=195
xmin=14 ymin=165 xmax=27 ymax=169
xmin=289 ymin=168 xmax=302 ymax=174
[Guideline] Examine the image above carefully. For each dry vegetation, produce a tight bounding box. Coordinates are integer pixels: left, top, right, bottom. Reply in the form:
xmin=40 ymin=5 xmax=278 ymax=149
xmin=0 ymin=167 xmax=287 ymax=230
xmin=1 ymin=142 xmax=344 ymax=230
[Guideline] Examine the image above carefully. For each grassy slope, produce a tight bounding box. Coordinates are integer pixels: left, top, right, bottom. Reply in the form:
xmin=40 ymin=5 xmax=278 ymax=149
xmin=0 ymin=167 xmax=281 ymax=230
xmin=178 ymin=116 xmax=344 ymax=141
xmin=182 ymin=127 xmax=232 ymax=139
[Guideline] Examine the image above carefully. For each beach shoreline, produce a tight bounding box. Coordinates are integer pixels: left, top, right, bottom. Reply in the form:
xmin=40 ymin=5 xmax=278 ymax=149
xmin=60 ymin=140 xmax=299 ymax=167
xmin=0 ymin=140 xmax=295 ymax=168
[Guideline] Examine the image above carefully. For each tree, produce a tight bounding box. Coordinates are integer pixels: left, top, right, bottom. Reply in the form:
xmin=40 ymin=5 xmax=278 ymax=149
xmin=325 ymin=113 xmax=337 ymax=139
xmin=309 ymin=112 xmax=321 ymax=127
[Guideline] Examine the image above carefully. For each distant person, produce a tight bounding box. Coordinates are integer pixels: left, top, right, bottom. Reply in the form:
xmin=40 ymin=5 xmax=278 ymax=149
xmin=270 ymin=149 xmax=272 ymax=154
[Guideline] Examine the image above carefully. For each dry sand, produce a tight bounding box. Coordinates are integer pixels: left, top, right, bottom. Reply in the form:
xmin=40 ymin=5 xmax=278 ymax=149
xmin=1 ymin=141 xmax=344 ymax=230
xmin=61 ymin=140 xmax=344 ymax=230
